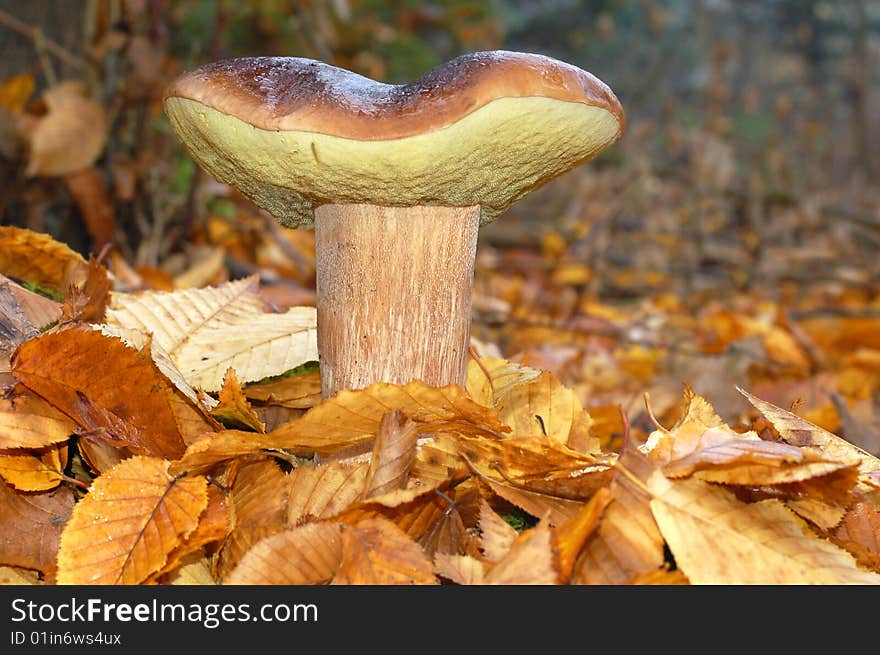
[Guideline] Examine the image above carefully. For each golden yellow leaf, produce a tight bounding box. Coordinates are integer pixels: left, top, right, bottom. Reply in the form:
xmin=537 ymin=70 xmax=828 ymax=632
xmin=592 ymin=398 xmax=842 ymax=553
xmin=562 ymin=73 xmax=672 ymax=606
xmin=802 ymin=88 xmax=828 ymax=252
xmin=0 ymin=226 xmax=85 ymax=292
xmin=410 ymin=433 xmax=468 ymax=485
xmin=483 ymin=478 xmax=583 ymax=526
xmin=225 ymin=522 xmax=343 ymax=585
xmin=147 ymin=486 xmax=230 ymax=583
xmin=332 ymin=517 xmax=437 ymax=585
xmin=495 ymin=371 xmax=590 ymax=445
xmin=643 ymin=386 xmax=728 ymax=463
xmin=458 ymin=435 xmax=614 ymax=500
xmin=0 ymin=73 xmax=35 ymax=112
xmin=479 ymin=500 xmax=518 ymax=563
xmin=26 ymin=82 xmax=107 ymax=177
xmin=485 ymin=520 xmax=559 ymax=584
xmin=629 ymin=568 xmax=690 ymax=585
xmin=649 ymin=477 xmax=880 ymax=584
xmin=104 ymin=276 xmax=318 ymax=392
xmin=243 ymin=369 xmax=322 ymax=409
xmin=663 ymin=438 xmax=856 ymax=486
xmin=787 ymin=498 xmax=848 ymax=531
xmin=287 ymin=462 xmax=369 ymax=526
xmin=56 ymin=456 xmax=208 ymax=584
xmin=0 ymin=449 xmax=64 ymax=491
xmin=264 ymin=380 xmax=508 ymax=458
xmin=210 ymin=368 xmax=265 ymax=432
xmin=465 ymin=357 xmax=541 ymax=407
xmin=572 ymin=448 xmax=665 ymax=585
xmin=740 ymin=387 xmax=877 ymax=475
xmin=434 ymin=553 xmax=486 ymax=584
xmin=0 ymin=390 xmax=75 ymax=450
xmin=364 ymin=411 xmax=418 ymax=498
xmin=553 ymin=487 xmax=613 ymax=581
xmin=163 ymin=554 xmax=217 ymax=585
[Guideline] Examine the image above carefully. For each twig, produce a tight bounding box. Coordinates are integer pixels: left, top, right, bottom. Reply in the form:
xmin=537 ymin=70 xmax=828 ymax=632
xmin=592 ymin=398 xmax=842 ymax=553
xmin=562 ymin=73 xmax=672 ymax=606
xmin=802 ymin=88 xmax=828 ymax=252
xmin=0 ymin=8 xmax=88 ymax=73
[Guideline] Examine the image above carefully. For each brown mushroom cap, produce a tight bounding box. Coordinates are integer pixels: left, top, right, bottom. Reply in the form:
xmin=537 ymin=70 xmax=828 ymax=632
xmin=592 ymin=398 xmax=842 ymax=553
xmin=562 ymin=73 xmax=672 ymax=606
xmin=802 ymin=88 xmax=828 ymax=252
xmin=164 ymin=51 xmax=625 ymax=227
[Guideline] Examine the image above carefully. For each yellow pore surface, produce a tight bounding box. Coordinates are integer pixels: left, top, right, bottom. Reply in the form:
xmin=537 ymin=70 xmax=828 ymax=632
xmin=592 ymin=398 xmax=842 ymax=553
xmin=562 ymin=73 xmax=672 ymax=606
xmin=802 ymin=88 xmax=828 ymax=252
xmin=164 ymin=95 xmax=620 ymax=227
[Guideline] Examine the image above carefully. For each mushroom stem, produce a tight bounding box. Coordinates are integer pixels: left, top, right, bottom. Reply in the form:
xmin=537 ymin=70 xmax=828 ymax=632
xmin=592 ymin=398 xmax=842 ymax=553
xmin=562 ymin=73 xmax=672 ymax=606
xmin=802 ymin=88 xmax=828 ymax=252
xmin=315 ymin=203 xmax=480 ymax=398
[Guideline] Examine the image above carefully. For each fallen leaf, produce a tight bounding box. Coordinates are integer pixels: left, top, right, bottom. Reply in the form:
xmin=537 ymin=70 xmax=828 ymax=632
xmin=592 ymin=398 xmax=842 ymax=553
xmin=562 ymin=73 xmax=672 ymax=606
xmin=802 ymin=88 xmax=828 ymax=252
xmin=832 ymin=501 xmax=880 ymax=572
xmin=56 ymin=456 xmax=207 ymax=584
xmin=0 ymin=226 xmax=85 ymax=293
xmin=649 ymin=476 xmax=880 ymax=584
xmin=104 ymin=276 xmax=318 ymax=392
xmin=0 ymin=73 xmax=35 ymax=112
xmin=0 ymin=389 xmax=76 ymax=450
xmin=162 ymin=553 xmax=217 ymax=585
xmin=0 ymin=448 xmax=65 ymax=491
xmin=483 ymin=478 xmax=583 ymax=526
xmin=434 ymin=553 xmax=486 ymax=584
xmin=262 ymin=380 xmax=508 ymax=458
xmin=0 ymin=274 xmax=61 ymax=329
xmin=458 ymin=435 xmax=614 ymax=500
xmin=479 ymin=500 xmax=518 ymax=563
xmin=553 ymin=487 xmax=613 ymax=581
xmin=26 ymin=81 xmax=107 ymax=177
xmin=243 ymin=369 xmax=322 ymax=409
xmin=13 ymin=326 xmax=212 ymax=460
xmin=0 ymin=565 xmax=41 ymax=585
xmin=572 ymin=447 xmax=665 ymax=584
xmin=59 ymin=255 xmax=111 ymax=324
xmin=216 ymin=459 xmax=290 ymax=580
xmin=332 ymin=517 xmax=437 ymax=585
xmin=364 ymin=411 xmax=418 ymax=498
xmin=740 ymin=387 xmax=878 ymax=475
xmin=210 ymin=368 xmax=265 ymax=432
xmin=484 ymin=519 xmax=559 ymax=584
xmin=225 ymin=522 xmax=343 ymax=585
xmin=287 ymin=461 xmax=369 ymax=526
xmin=0 ymin=481 xmax=74 ymax=577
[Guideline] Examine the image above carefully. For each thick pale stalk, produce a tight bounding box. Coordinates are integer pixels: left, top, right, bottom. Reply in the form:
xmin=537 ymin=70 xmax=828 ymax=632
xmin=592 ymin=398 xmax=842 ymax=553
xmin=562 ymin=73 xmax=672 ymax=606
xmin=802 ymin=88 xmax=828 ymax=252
xmin=315 ymin=204 xmax=480 ymax=398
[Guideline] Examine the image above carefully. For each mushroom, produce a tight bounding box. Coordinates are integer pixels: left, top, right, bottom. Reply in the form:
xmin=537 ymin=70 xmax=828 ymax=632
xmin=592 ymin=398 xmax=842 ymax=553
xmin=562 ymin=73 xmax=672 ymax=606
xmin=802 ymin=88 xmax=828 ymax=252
xmin=163 ymin=51 xmax=624 ymax=398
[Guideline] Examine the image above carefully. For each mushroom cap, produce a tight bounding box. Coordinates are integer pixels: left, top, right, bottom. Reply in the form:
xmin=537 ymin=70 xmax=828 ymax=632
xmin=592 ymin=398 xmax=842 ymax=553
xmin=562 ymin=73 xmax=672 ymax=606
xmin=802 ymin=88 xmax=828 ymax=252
xmin=164 ymin=51 xmax=625 ymax=227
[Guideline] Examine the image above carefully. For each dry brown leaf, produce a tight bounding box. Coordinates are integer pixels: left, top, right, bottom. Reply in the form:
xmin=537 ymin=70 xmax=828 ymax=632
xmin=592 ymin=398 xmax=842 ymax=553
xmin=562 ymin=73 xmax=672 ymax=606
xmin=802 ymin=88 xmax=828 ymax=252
xmin=287 ymin=461 xmax=369 ymax=526
xmin=465 ymin=357 xmax=542 ymax=407
xmin=418 ymin=505 xmax=474 ymax=559
xmin=410 ymin=433 xmax=468 ymax=485
xmin=0 ymin=226 xmax=85 ymax=292
xmin=434 ymin=553 xmax=486 ymax=584
xmin=479 ymin=500 xmax=519 ymax=563
xmin=243 ymin=369 xmax=322 ymax=409
xmin=26 ymin=82 xmax=107 ymax=177
xmin=104 ymin=276 xmax=318 ymax=392
xmin=458 ymin=435 xmax=614 ymax=500
xmin=364 ymin=411 xmax=418 ymax=498
xmin=485 ymin=519 xmax=559 ymax=584
xmin=0 ymin=283 xmax=37 ymax=368
xmin=56 ymin=456 xmax=208 ymax=584
xmin=572 ymin=447 xmax=665 ymax=585
xmin=643 ymin=386 xmax=729 ymax=463
xmin=332 ymin=517 xmax=437 ymax=585
xmin=0 ymin=481 xmax=74 ymax=577
xmin=497 ymin=371 xmax=591 ymax=445
xmin=741 ymin=387 xmax=877 ymax=475
xmin=263 ymin=381 xmax=508 ymax=459
xmin=225 ymin=522 xmax=343 ymax=585
xmin=216 ymin=459 xmax=291 ymax=580
xmin=13 ymin=326 xmax=212 ymax=461
xmin=0 ymin=389 xmax=75 ymax=450
xmin=210 ymin=368 xmax=265 ymax=432
xmin=59 ymin=255 xmax=111 ymax=324
xmin=649 ymin=476 xmax=880 ymax=584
